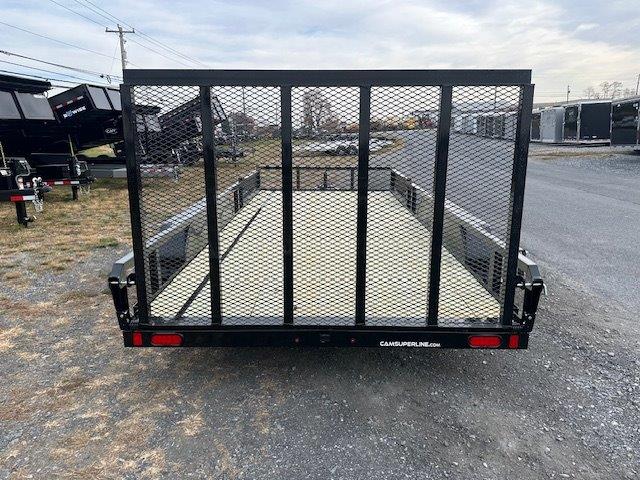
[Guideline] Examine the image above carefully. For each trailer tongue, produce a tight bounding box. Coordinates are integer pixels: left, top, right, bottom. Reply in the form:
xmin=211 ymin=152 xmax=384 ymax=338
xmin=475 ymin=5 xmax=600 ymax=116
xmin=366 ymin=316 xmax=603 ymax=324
xmin=110 ymin=69 xmax=544 ymax=349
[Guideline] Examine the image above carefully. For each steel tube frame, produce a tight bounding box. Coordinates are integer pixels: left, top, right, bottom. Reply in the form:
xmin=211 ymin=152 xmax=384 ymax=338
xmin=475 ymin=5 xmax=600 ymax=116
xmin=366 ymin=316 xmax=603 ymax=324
xmin=280 ymin=86 xmax=294 ymax=324
xmin=502 ymin=84 xmax=535 ymax=325
xmin=121 ymin=85 xmax=149 ymax=321
xmin=200 ymin=86 xmax=223 ymax=324
xmin=355 ymin=86 xmax=371 ymax=325
xmin=427 ymin=86 xmax=453 ymax=326
xmin=124 ymin=69 xmax=531 ymax=87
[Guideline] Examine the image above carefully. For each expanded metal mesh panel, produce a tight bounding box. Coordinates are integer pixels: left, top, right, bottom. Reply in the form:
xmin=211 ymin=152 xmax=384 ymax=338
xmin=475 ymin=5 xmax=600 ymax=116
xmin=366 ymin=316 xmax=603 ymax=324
xmin=291 ymin=87 xmax=359 ymax=324
xmin=124 ymin=73 xmax=532 ymax=329
xmin=365 ymin=86 xmax=440 ymax=325
xmin=438 ymin=86 xmax=522 ymax=325
xmin=131 ymin=85 xmax=209 ymax=322
xmin=211 ymin=87 xmax=283 ymax=325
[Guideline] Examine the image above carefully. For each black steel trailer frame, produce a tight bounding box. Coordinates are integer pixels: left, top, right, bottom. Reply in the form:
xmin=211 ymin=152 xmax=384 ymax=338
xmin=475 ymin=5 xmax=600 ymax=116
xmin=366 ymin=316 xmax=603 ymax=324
xmin=110 ymin=69 xmax=544 ymax=349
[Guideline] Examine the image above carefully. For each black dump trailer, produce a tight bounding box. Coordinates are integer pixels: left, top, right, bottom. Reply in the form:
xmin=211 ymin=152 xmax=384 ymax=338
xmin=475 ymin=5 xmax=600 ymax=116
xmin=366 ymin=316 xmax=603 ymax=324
xmin=610 ymin=98 xmax=639 ymax=146
xmin=110 ymin=69 xmax=544 ymax=349
xmin=50 ymin=83 xmax=124 ymax=171
xmin=155 ymin=94 xmax=228 ymax=165
xmin=0 ymin=74 xmax=60 ymax=223
xmin=562 ymin=101 xmax=611 ymax=143
xmin=0 ymin=74 xmax=94 ymax=205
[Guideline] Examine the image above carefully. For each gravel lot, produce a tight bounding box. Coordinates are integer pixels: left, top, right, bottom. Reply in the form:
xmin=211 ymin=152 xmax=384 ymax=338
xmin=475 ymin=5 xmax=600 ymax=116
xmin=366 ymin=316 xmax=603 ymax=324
xmin=1 ymin=145 xmax=639 ymax=479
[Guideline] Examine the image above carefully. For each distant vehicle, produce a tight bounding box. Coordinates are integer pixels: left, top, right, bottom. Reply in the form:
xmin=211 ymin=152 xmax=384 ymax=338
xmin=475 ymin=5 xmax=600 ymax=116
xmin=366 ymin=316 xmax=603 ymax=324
xmin=293 ymin=138 xmax=392 ymax=156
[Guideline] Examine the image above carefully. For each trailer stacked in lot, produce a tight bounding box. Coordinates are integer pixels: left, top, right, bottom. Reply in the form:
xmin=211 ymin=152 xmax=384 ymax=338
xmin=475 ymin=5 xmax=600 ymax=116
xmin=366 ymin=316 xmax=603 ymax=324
xmin=0 ymin=75 xmax=67 ymax=224
xmin=539 ymin=107 xmax=564 ymax=143
xmin=562 ymin=101 xmax=611 ymax=144
xmin=610 ymin=97 xmax=639 ymax=146
xmin=530 ymin=109 xmax=541 ymax=141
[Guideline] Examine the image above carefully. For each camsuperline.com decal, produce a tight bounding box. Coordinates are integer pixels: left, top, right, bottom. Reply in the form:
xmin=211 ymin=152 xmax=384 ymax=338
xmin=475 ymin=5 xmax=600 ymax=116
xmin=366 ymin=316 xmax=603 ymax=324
xmin=379 ymin=341 xmax=441 ymax=348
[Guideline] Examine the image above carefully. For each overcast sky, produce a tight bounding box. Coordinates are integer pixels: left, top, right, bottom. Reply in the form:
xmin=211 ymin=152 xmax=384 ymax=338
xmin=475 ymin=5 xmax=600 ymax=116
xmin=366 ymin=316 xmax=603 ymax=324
xmin=0 ymin=0 xmax=638 ymax=102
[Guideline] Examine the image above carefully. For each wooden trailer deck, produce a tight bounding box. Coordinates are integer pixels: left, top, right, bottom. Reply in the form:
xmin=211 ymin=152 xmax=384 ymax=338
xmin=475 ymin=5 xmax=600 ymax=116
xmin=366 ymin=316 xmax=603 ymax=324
xmin=150 ymin=191 xmax=500 ymax=327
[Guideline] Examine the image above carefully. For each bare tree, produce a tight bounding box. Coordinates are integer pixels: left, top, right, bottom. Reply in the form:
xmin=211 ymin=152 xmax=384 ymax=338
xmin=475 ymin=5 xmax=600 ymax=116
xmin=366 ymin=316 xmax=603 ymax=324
xmin=610 ymin=81 xmax=623 ymax=99
xmin=584 ymin=86 xmax=598 ymax=99
xmin=302 ymin=89 xmax=336 ymax=135
xmin=622 ymin=88 xmax=636 ymax=98
xmin=599 ymin=82 xmax=611 ymax=99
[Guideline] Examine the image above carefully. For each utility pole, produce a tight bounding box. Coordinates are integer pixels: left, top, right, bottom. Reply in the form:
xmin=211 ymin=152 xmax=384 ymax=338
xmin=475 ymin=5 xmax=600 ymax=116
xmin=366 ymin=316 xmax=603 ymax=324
xmin=636 ymin=74 xmax=639 ymax=96
xmin=566 ymin=85 xmax=571 ymax=103
xmin=106 ymin=24 xmax=135 ymax=71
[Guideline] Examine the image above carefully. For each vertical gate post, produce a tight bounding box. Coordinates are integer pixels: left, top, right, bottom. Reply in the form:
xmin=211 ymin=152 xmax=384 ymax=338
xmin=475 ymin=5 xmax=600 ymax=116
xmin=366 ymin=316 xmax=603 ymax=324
xmin=200 ymin=86 xmax=223 ymax=325
xmin=121 ymin=84 xmax=149 ymax=322
xmin=280 ymin=86 xmax=294 ymax=325
xmin=354 ymin=86 xmax=371 ymax=326
xmin=427 ymin=85 xmax=453 ymax=326
xmin=502 ymin=84 xmax=534 ymax=325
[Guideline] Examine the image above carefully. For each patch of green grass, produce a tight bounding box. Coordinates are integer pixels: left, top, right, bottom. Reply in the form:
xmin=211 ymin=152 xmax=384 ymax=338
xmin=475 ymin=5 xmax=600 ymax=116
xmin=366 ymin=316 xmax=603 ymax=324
xmin=95 ymin=237 xmax=120 ymax=249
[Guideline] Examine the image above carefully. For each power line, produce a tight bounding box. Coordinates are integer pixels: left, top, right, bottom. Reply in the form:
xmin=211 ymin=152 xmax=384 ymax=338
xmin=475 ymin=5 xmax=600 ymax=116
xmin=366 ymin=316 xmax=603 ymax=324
xmin=126 ymin=37 xmax=193 ymax=67
xmin=72 ymin=0 xmax=207 ymax=66
xmin=0 ymin=20 xmax=115 ymax=60
xmin=0 ymin=68 xmax=110 ymax=87
xmin=47 ymin=0 xmax=106 ymax=28
xmin=0 ymin=59 xmax=104 ymax=84
xmin=0 ymin=50 xmax=122 ymax=81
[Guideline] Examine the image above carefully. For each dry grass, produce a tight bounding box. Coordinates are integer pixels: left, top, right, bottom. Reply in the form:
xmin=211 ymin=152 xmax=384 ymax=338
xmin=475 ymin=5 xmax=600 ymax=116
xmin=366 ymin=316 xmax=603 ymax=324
xmin=0 ymin=178 xmax=131 ymax=275
xmin=0 ymin=136 xmax=402 ymax=278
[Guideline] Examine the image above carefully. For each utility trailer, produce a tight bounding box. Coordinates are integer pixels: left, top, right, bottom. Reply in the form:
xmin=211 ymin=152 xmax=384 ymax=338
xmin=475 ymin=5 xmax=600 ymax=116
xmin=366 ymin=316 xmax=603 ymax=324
xmin=0 ymin=74 xmax=59 ymax=222
xmin=610 ymin=98 xmax=639 ymax=146
xmin=110 ymin=69 xmax=544 ymax=349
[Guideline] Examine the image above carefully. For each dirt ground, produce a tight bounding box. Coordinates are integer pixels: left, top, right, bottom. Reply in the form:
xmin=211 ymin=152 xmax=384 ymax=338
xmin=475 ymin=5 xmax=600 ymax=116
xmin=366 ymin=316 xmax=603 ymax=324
xmin=1 ymin=150 xmax=639 ymax=479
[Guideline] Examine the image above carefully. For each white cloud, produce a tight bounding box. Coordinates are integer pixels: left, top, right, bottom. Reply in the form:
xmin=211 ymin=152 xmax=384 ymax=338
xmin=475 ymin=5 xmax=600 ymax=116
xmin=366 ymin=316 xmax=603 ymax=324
xmin=0 ymin=0 xmax=638 ymax=101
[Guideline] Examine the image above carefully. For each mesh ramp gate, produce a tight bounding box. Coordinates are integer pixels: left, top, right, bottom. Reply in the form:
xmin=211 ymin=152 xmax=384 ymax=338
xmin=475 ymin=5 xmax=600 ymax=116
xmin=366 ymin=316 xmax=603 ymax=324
xmin=121 ymin=70 xmax=534 ymax=331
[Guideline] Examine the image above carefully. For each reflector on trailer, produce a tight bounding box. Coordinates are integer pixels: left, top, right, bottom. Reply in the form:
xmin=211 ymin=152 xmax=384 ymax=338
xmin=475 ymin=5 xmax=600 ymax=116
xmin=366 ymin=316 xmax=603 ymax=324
xmin=132 ymin=331 xmax=143 ymax=346
xmin=468 ymin=335 xmax=502 ymax=348
xmin=150 ymin=333 xmax=183 ymax=346
xmin=508 ymin=334 xmax=519 ymax=349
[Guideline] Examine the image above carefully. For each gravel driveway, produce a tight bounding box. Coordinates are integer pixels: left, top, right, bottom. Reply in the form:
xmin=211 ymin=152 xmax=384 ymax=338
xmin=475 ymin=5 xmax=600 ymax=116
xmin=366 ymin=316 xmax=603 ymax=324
xmin=1 ymin=149 xmax=639 ymax=479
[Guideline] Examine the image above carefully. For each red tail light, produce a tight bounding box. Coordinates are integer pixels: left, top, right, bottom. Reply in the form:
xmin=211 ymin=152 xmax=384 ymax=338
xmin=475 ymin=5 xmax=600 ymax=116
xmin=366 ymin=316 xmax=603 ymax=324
xmin=468 ymin=335 xmax=501 ymax=348
xmin=150 ymin=333 xmax=183 ymax=346
xmin=132 ymin=331 xmax=143 ymax=346
xmin=508 ymin=334 xmax=520 ymax=349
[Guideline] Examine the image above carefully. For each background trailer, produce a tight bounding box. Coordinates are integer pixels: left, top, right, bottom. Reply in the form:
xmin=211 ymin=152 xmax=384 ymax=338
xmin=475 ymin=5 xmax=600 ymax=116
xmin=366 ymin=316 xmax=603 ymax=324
xmin=530 ymin=109 xmax=541 ymax=141
xmin=610 ymin=98 xmax=639 ymax=146
xmin=539 ymin=107 xmax=564 ymax=143
xmin=562 ymin=101 xmax=611 ymax=143
xmin=0 ymin=74 xmax=94 ymax=200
